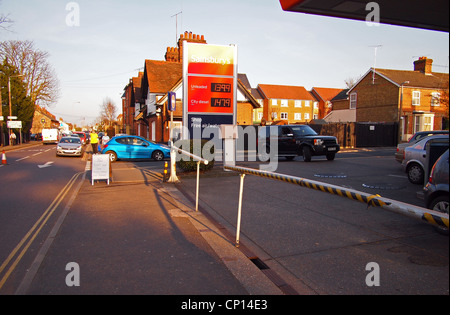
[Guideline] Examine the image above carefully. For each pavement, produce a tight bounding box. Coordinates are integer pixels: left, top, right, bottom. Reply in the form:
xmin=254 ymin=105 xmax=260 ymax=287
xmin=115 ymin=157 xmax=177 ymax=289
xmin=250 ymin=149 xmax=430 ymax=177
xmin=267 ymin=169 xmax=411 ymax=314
xmin=10 ymin=144 xmax=287 ymax=295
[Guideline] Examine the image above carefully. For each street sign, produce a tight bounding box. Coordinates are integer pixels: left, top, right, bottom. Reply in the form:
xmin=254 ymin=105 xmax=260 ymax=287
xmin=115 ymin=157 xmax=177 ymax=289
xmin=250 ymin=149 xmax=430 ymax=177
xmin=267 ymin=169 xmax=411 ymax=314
xmin=7 ymin=120 xmax=22 ymax=128
xmin=168 ymin=91 xmax=176 ymax=111
xmin=183 ymin=42 xmax=237 ymax=140
xmin=7 ymin=116 xmax=17 ymax=120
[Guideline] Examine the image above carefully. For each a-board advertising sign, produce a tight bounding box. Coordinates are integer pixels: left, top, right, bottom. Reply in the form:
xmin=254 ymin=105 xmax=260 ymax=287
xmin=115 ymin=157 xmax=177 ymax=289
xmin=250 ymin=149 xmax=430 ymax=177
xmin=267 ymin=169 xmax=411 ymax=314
xmin=91 ymin=154 xmax=110 ymax=185
xmin=183 ymin=42 xmax=237 ymax=140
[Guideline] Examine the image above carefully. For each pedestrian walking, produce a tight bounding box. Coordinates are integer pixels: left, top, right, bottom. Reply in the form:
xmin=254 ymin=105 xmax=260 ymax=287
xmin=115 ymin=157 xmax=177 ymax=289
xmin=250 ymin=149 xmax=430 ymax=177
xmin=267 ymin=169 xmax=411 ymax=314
xmin=101 ymin=134 xmax=110 ymax=151
xmin=90 ymin=130 xmax=99 ymax=154
xmin=9 ymin=132 xmax=16 ymax=146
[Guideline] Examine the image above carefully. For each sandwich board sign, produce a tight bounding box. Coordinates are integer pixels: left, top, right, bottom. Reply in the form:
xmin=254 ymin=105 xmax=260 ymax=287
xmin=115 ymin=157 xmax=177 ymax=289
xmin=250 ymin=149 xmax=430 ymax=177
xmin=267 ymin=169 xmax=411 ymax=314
xmin=182 ymin=42 xmax=237 ymax=140
xmin=91 ymin=154 xmax=110 ymax=185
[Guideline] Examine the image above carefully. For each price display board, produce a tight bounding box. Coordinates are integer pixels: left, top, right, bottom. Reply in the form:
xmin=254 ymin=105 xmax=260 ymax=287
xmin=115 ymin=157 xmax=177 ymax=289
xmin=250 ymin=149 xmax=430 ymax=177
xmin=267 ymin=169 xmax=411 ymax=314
xmin=183 ymin=42 xmax=237 ymax=140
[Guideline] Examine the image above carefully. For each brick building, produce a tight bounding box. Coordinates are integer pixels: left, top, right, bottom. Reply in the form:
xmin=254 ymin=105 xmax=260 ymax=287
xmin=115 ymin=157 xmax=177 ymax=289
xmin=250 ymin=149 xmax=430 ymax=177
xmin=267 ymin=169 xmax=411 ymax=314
xmin=348 ymin=57 xmax=449 ymax=141
xmin=310 ymin=87 xmax=344 ymax=119
xmin=257 ymin=84 xmax=319 ymax=124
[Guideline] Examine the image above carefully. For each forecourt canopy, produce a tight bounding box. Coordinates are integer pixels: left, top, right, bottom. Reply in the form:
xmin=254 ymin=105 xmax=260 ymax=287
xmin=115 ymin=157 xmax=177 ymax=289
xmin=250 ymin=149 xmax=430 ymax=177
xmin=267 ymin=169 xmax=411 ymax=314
xmin=279 ymin=0 xmax=449 ymax=32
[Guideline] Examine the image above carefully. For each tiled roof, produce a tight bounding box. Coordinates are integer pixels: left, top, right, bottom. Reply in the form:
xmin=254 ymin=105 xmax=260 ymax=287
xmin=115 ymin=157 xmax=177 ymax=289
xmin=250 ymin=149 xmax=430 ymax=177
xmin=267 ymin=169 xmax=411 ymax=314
xmin=331 ymin=89 xmax=350 ymax=101
xmin=312 ymin=87 xmax=344 ymax=102
xmin=132 ymin=72 xmax=144 ymax=102
xmin=144 ymin=60 xmax=182 ymax=94
xmin=258 ymin=84 xmax=316 ymax=100
xmin=375 ymin=68 xmax=448 ymax=89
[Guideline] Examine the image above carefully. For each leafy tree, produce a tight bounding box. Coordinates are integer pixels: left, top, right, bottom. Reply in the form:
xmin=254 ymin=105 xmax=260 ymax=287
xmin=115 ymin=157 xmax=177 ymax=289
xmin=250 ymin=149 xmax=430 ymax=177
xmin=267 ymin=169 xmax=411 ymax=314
xmin=0 ymin=60 xmax=34 ymax=135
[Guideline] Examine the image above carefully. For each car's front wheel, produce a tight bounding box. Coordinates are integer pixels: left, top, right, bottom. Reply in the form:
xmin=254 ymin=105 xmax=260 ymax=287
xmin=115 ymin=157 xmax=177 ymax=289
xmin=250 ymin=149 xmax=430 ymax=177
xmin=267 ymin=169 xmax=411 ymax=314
xmin=105 ymin=151 xmax=118 ymax=163
xmin=152 ymin=150 xmax=164 ymax=161
xmin=326 ymin=152 xmax=336 ymax=161
xmin=407 ymin=163 xmax=424 ymax=184
xmin=429 ymin=195 xmax=449 ymax=235
xmin=302 ymin=146 xmax=312 ymax=162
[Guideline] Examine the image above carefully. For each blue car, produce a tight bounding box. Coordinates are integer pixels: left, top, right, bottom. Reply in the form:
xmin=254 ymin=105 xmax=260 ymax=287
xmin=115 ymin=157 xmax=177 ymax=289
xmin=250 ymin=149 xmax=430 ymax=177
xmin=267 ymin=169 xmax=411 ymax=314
xmin=101 ymin=135 xmax=170 ymax=162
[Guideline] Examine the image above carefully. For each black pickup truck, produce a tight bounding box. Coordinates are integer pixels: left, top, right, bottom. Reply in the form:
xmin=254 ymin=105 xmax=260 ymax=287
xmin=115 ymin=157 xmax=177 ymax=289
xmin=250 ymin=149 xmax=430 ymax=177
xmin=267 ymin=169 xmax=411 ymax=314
xmin=258 ymin=125 xmax=340 ymax=161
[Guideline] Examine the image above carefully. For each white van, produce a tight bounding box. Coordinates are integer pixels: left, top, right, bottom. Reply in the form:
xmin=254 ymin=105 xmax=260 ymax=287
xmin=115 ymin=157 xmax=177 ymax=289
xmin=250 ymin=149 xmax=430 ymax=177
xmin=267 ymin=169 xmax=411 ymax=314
xmin=42 ymin=128 xmax=59 ymax=144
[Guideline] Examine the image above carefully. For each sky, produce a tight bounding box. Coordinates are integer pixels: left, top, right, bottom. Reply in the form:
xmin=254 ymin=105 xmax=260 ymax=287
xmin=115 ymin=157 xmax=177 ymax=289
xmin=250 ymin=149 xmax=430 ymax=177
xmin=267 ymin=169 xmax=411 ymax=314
xmin=1 ymin=0 xmax=449 ymax=126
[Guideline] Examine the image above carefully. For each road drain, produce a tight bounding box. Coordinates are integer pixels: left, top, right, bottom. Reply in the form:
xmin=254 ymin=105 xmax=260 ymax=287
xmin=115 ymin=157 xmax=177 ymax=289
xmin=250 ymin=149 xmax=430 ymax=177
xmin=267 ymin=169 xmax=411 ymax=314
xmin=250 ymin=257 xmax=270 ymax=270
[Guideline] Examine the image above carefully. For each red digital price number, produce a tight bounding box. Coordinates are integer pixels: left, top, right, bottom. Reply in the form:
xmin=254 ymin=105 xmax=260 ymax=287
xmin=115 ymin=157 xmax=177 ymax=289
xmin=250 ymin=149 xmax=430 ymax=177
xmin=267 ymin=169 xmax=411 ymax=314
xmin=211 ymin=98 xmax=231 ymax=108
xmin=211 ymin=83 xmax=232 ymax=93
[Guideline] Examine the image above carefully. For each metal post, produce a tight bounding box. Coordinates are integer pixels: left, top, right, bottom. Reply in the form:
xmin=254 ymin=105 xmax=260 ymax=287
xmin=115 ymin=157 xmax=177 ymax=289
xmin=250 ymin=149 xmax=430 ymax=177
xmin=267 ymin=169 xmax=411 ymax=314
xmin=168 ymin=146 xmax=179 ymax=183
xmin=196 ymin=160 xmax=200 ymax=211
xmin=235 ymin=173 xmax=245 ymax=247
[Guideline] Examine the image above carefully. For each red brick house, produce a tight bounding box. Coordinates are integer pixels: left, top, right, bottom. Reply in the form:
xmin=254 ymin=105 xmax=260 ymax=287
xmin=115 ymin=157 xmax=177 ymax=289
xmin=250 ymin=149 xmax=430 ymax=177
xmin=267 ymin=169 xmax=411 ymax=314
xmin=310 ymin=87 xmax=344 ymax=119
xmin=348 ymin=57 xmax=449 ymax=141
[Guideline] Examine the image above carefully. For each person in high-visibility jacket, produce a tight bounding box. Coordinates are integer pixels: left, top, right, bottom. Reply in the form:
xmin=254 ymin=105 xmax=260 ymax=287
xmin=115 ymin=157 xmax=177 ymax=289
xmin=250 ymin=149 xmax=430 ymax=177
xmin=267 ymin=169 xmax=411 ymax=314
xmin=90 ymin=130 xmax=99 ymax=154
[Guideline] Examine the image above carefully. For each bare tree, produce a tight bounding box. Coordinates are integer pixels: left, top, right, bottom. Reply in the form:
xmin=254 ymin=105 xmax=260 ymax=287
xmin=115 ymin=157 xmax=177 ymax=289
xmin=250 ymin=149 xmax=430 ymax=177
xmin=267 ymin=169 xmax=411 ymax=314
xmin=344 ymin=76 xmax=359 ymax=89
xmin=0 ymin=1 xmax=14 ymax=32
xmin=99 ymin=97 xmax=117 ymax=127
xmin=0 ymin=40 xmax=60 ymax=106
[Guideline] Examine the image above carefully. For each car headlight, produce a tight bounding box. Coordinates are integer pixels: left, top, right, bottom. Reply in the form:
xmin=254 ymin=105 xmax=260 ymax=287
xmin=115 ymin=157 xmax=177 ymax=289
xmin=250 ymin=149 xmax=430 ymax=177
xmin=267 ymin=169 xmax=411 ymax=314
xmin=314 ymin=139 xmax=324 ymax=146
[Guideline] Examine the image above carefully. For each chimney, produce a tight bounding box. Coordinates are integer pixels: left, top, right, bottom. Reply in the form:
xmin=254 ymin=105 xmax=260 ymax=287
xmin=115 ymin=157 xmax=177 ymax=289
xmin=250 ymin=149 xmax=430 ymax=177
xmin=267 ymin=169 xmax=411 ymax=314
xmin=414 ymin=56 xmax=433 ymax=75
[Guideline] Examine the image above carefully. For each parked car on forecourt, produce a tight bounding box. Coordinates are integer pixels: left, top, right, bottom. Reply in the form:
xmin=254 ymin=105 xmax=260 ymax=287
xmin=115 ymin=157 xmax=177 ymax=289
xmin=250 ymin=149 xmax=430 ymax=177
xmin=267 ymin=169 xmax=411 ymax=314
xmin=101 ymin=135 xmax=170 ymax=162
xmin=402 ymin=134 xmax=449 ymax=184
xmin=395 ymin=130 xmax=449 ymax=163
xmin=56 ymin=136 xmax=83 ymax=157
xmin=423 ymin=149 xmax=449 ymax=235
xmin=258 ymin=125 xmax=340 ymax=161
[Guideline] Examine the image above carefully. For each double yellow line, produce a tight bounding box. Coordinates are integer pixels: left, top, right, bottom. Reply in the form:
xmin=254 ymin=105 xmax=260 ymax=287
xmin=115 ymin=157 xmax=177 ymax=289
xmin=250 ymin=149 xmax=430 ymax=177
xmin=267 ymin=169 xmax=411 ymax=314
xmin=0 ymin=172 xmax=82 ymax=290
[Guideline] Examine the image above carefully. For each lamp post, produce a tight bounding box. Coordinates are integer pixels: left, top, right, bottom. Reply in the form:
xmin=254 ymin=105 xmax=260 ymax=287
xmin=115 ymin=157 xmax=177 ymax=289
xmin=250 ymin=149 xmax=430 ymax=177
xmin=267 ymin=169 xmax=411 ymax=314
xmin=398 ymin=81 xmax=410 ymax=143
xmin=8 ymin=74 xmax=25 ymax=144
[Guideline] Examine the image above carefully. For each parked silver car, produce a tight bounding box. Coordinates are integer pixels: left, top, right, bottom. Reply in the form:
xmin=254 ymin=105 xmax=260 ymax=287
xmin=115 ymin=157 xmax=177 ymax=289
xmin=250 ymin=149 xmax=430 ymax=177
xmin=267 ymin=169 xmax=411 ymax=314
xmin=423 ymin=149 xmax=449 ymax=235
xmin=395 ymin=130 xmax=449 ymax=163
xmin=402 ymin=135 xmax=449 ymax=184
xmin=56 ymin=136 xmax=83 ymax=157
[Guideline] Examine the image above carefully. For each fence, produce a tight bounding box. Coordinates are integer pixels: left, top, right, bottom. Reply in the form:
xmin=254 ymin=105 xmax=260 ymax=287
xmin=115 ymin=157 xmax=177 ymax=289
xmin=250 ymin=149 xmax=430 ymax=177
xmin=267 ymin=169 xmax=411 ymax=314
xmin=237 ymin=122 xmax=399 ymax=150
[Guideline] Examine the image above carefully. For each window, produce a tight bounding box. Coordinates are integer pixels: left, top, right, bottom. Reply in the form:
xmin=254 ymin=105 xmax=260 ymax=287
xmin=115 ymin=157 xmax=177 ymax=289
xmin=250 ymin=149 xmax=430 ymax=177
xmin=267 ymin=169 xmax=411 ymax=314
xmin=280 ymin=112 xmax=288 ymax=120
xmin=412 ymin=91 xmax=420 ymax=106
xmin=294 ymin=113 xmax=302 ymax=120
xmin=314 ymin=102 xmax=319 ymax=109
xmin=258 ymin=112 xmax=263 ymax=120
xmin=350 ymin=92 xmax=357 ymax=109
xmin=431 ymin=92 xmax=440 ymax=106
xmin=423 ymin=116 xmax=433 ymax=131
xmin=295 ymin=100 xmax=302 ymax=107
xmin=271 ymin=99 xmax=278 ymax=106
xmin=305 ymin=100 xmax=311 ymax=107
xmin=281 ymin=99 xmax=288 ymax=107
xmin=304 ymin=113 xmax=310 ymax=120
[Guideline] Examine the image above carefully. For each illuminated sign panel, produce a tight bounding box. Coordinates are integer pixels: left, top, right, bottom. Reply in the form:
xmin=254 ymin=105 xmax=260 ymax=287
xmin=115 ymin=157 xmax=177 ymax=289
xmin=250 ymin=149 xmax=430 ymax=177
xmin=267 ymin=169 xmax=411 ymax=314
xmin=183 ymin=43 xmax=237 ymax=140
xmin=187 ymin=76 xmax=234 ymax=114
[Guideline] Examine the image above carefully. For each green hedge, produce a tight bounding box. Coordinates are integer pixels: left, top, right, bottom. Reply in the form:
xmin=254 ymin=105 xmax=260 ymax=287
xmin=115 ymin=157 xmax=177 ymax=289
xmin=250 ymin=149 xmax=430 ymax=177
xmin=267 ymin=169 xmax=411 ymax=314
xmin=175 ymin=139 xmax=215 ymax=172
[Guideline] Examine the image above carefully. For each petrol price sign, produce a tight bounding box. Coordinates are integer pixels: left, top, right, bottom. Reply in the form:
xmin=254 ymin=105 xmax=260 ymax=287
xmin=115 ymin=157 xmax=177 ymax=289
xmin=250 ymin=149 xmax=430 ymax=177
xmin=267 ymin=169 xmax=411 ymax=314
xmin=183 ymin=42 xmax=237 ymax=140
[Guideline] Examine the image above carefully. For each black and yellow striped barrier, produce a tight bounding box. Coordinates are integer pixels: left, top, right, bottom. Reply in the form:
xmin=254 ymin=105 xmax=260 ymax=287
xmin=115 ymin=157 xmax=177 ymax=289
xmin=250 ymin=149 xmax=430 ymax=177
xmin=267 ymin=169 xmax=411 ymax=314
xmin=224 ymin=165 xmax=449 ymax=230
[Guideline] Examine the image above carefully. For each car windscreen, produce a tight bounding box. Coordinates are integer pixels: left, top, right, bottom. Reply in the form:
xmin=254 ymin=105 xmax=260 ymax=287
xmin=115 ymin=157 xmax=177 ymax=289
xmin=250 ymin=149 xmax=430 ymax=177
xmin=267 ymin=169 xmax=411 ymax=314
xmin=291 ymin=126 xmax=317 ymax=137
xmin=60 ymin=137 xmax=81 ymax=144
